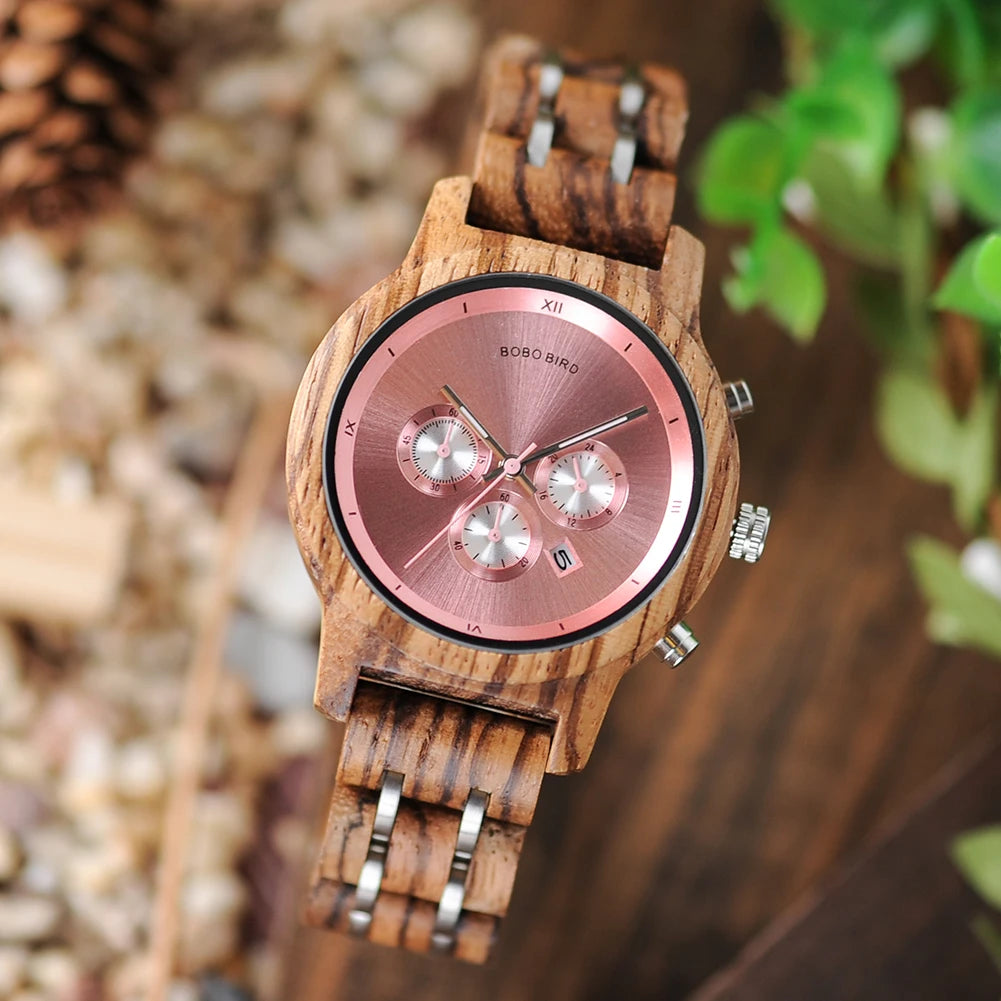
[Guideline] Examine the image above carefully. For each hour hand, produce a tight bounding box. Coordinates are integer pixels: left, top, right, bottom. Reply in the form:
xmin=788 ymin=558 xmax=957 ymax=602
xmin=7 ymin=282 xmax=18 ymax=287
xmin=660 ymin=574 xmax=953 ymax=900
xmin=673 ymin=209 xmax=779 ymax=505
xmin=441 ymin=384 xmax=535 ymax=491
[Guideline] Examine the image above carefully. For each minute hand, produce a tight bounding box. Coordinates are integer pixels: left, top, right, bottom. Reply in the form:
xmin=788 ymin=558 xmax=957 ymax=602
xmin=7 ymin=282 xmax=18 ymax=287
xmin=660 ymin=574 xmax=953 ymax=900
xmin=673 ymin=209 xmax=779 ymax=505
xmin=485 ymin=405 xmax=649 ymax=482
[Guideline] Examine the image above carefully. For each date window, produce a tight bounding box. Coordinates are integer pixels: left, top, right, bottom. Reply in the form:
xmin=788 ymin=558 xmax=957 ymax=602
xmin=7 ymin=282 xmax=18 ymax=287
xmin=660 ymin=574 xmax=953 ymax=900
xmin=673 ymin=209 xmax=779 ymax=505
xmin=547 ymin=539 xmax=583 ymax=578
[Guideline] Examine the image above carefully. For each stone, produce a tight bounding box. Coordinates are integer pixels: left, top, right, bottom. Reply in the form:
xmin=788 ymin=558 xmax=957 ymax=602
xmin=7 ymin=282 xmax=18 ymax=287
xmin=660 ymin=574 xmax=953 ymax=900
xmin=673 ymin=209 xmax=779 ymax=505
xmin=269 ymin=708 xmax=328 ymax=759
xmin=237 ymin=519 xmax=321 ymax=636
xmin=359 ymin=56 xmax=434 ymax=116
xmin=26 ymin=948 xmax=79 ymax=995
xmin=187 ymin=792 xmax=253 ymax=872
xmin=0 ymin=233 xmax=68 ymax=323
xmin=0 ymin=895 xmax=61 ymax=943
xmin=0 ymin=826 xmax=22 ymax=883
xmin=0 ymin=945 xmax=27 ymax=996
xmin=114 ymin=740 xmax=167 ymax=802
xmin=392 ymin=4 xmax=479 ymax=87
xmin=202 ymin=55 xmax=323 ymax=118
xmin=224 ymin=612 xmax=318 ymax=712
xmin=58 ymin=728 xmax=115 ymax=815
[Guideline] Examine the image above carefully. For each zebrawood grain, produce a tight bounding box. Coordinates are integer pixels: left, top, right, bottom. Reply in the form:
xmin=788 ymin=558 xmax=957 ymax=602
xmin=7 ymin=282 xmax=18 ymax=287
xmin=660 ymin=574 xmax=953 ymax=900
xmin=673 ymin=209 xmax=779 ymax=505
xmin=305 ymin=682 xmax=550 ymax=961
xmin=692 ymin=734 xmax=1001 ymax=1001
xmin=468 ymin=37 xmax=688 ymax=268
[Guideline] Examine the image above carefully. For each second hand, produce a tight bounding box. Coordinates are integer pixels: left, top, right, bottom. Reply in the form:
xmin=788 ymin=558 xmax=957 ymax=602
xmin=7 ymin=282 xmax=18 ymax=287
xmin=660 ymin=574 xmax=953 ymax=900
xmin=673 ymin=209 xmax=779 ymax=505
xmin=403 ymin=440 xmax=538 ymax=570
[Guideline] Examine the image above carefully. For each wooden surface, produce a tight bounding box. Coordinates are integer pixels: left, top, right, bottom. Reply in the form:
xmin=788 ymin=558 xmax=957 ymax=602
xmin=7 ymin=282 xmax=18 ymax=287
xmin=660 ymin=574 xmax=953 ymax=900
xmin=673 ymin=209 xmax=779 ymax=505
xmin=0 ymin=483 xmax=131 ymax=624
xmin=279 ymin=1 xmax=1001 ymax=998
xmin=692 ymin=734 xmax=1001 ymax=1001
xmin=149 ymin=395 xmax=294 ymax=1001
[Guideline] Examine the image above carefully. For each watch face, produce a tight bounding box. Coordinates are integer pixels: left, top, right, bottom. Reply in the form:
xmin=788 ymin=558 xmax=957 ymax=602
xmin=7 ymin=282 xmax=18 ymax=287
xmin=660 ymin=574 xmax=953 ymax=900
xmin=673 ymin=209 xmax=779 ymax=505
xmin=323 ymin=273 xmax=705 ymax=653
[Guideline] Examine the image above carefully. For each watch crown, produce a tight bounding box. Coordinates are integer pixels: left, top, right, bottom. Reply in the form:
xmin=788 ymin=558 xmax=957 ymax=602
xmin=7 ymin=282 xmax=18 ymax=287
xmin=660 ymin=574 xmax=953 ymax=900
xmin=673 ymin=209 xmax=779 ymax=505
xmin=723 ymin=379 xmax=754 ymax=419
xmin=729 ymin=503 xmax=770 ymax=563
xmin=654 ymin=621 xmax=699 ymax=668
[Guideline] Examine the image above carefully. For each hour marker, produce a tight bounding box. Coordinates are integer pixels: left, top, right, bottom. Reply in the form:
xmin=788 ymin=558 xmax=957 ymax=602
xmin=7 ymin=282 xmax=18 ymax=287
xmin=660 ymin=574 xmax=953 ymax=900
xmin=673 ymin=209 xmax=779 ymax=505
xmin=631 ymin=578 xmax=640 ymax=584
xmin=468 ymin=623 xmax=482 ymax=634
xmin=541 ymin=298 xmax=563 ymax=313
xmin=670 ymin=499 xmax=683 ymax=512
xmin=343 ymin=419 xmax=357 ymax=436
xmin=668 ymin=417 xmax=680 ymax=424
xmin=348 ymin=511 xmax=357 ymax=516
xmin=558 ymin=622 xmax=565 ymax=631
xmin=624 ymin=343 xmax=632 ymax=352
xmin=462 ymin=301 xmax=468 ymax=313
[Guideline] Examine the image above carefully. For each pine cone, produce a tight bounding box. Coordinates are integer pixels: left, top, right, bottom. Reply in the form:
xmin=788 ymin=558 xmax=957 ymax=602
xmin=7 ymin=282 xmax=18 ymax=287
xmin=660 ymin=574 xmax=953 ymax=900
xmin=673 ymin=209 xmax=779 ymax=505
xmin=0 ymin=0 xmax=164 ymax=227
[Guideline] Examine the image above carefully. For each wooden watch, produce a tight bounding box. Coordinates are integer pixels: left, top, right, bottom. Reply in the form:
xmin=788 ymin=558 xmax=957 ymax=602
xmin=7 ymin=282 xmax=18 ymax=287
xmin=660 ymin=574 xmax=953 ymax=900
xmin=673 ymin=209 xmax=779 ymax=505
xmin=286 ymin=35 xmax=769 ymax=963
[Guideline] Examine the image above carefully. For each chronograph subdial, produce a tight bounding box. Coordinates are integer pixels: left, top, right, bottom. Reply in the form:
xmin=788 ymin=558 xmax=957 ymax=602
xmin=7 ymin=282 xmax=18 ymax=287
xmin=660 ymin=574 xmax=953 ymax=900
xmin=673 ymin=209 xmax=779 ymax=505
xmin=449 ymin=491 xmax=543 ymax=581
xmin=396 ymin=405 xmax=490 ymax=496
xmin=534 ymin=440 xmax=629 ymax=530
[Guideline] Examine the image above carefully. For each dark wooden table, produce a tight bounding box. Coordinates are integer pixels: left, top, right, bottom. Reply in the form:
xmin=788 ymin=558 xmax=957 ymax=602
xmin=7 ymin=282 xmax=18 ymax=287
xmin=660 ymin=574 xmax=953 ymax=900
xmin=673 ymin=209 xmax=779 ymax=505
xmin=692 ymin=735 xmax=1001 ymax=1001
xmin=280 ymin=2 xmax=1001 ymax=998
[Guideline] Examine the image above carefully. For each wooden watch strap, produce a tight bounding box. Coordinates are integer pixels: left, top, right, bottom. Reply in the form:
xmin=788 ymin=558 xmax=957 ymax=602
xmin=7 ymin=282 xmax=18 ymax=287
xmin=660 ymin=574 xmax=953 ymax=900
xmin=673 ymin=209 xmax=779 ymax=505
xmin=305 ymin=682 xmax=552 ymax=963
xmin=468 ymin=36 xmax=689 ymax=268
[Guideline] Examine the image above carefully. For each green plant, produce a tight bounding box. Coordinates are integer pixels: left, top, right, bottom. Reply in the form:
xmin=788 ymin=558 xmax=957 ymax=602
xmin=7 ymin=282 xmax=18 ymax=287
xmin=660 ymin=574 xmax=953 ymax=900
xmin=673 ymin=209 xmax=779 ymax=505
xmin=697 ymin=0 xmax=1001 ymax=659
xmin=697 ymin=0 xmax=1001 ymax=971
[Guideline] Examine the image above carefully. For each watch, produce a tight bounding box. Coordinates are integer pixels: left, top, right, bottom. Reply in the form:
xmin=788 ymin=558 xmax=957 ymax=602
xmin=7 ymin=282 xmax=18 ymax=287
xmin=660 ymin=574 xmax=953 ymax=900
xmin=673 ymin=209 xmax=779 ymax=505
xmin=286 ymin=34 xmax=769 ymax=963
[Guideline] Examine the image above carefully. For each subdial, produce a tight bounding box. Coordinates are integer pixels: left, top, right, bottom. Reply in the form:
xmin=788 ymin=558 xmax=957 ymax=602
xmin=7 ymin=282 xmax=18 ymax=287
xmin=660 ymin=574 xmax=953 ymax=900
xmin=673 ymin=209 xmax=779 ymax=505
xmin=449 ymin=491 xmax=542 ymax=581
xmin=534 ymin=439 xmax=629 ymax=530
xmin=396 ymin=405 xmax=489 ymax=496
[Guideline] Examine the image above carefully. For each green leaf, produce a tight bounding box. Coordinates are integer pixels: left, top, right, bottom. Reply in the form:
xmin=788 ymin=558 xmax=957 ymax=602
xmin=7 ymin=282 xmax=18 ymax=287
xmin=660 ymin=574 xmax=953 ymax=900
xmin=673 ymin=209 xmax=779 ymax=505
xmin=768 ymin=0 xmax=937 ymax=67
xmin=873 ymin=0 xmax=939 ymax=67
xmin=950 ymin=90 xmax=1001 ymax=226
xmin=938 ymin=0 xmax=989 ymax=88
xmin=877 ymin=371 xmax=997 ymax=528
xmin=970 ymin=913 xmax=1001 ymax=976
xmin=908 ymin=537 xmax=1001 ymax=656
xmin=800 ymin=147 xmax=900 ymax=266
xmin=952 ymin=826 xmax=1001 ymax=910
xmin=697 ymin=117 xmax=789 ymax=226
xmin=811 ymin=41 xmax=901 ymax=185
xmin=725 ymin=227 xmax=826 ymax=340
xmin=952 ymin=384 xmax=999 ymax=529
xmin=855 ymin=273 xmax=935 ymax=363
xmin=933 ymin=235 xmax=1001 ymax=325
xmin=973 ymin=232 xmax=1001 ymax=308
xmin=876 ymin=369 xmax=961 ymax=482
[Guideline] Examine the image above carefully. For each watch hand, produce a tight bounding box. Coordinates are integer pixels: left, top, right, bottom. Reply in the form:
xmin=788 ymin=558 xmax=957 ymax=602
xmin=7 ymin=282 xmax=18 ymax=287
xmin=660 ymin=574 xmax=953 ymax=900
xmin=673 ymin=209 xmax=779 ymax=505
xmin=484 ymin=405 xmax=649 ymax=482
xmin=442 ymin=384 xmax=535 ymax=492
xmin=403 ymin=441 xmax=537 ymax=570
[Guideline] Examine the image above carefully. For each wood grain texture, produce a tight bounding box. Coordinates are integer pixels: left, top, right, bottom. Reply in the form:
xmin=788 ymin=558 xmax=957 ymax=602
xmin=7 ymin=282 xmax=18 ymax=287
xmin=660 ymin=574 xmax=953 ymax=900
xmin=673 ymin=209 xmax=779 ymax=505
xmin=307 ymin=879 xmax=497 ymax=964
xmin=469 ymin=35 xmax=688 ymax=267
xmin=337 ymin=683 xmax=551 ymax=826
xmin=277 ymin=0 xmax=1001 ymax=997
xmin=692 ymin=734 xmax=1001 ymax=1001
xmin=0 ymin=483 xmax=131 ymax=624
xmin=305 ymin=682 xmax=550 ymax=961
xmin=286 ymin=173 xmax=738 ymax=773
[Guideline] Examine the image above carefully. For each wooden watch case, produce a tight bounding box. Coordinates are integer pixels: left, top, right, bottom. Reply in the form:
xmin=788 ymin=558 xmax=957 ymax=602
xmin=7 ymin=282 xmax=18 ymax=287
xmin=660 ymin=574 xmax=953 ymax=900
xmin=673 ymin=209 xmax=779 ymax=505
xmin=285 ymin=175 xmax=739 ymax=774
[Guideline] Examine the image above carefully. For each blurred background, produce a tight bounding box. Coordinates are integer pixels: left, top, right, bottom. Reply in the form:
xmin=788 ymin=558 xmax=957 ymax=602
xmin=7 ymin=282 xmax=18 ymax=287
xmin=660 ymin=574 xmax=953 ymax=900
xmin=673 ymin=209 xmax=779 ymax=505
xmin=0 ymin=0 xmax=999 ymax=1000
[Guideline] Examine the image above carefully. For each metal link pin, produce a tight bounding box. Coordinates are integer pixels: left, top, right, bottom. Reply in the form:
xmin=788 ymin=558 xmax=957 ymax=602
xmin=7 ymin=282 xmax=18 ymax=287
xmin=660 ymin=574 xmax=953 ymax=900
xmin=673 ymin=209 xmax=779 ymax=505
xmin=610 ymin=67 xmax=646 ymax=184
xmin=431 ymin=789 xmax=489 ymax=952
xmin=348 ymin=769 xmax=403 ymax=935
xmin=526 ymin=55 xmax=564 ymax=167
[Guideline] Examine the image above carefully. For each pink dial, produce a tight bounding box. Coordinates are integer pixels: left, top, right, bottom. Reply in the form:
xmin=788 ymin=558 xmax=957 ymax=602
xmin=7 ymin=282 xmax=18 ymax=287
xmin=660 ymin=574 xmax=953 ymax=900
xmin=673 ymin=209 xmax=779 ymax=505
xmin=324 ymin=274 xmax=705 ymax=652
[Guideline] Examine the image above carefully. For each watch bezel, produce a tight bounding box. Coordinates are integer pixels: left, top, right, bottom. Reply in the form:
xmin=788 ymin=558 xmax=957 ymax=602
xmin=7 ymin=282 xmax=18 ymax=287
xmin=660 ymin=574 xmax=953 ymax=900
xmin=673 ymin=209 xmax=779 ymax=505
xmin=321 ymin=271 xmax=707 ymax=654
